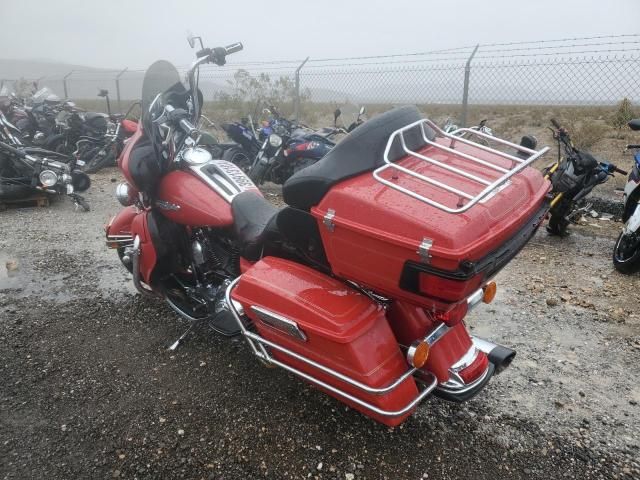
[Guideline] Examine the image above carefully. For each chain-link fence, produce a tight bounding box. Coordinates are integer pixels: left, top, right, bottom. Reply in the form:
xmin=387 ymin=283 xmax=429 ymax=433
xmin=2 ymin=35 xmax=639 ymax=125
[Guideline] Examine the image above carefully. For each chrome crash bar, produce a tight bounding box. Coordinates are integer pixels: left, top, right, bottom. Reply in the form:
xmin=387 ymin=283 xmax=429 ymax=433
xmin=225 ymin=277 xmax=438 ymax=418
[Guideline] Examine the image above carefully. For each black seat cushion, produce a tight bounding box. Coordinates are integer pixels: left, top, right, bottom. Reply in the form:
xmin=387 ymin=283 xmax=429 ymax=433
xmin=231 ymin=191 xmax=279 ymax=261
xmin=282 ymin=105 xmax=433 ymax=210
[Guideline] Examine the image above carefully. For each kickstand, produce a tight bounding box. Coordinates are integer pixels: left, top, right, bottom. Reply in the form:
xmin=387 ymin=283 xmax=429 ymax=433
xmin=168 ymin=320 xmax=202 ymax=351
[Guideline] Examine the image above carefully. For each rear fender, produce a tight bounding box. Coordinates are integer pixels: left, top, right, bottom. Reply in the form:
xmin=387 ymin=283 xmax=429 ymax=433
xmin=623 ymin=171 xmax=640 ymax=222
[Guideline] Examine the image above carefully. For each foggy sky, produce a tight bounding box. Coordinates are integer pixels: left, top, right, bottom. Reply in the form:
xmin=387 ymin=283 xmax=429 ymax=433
xmin=1 ymin=0 xmax=638 ymax=70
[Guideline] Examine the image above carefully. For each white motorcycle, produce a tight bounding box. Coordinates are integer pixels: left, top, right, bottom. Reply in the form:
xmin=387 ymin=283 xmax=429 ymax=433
xmin=613 ymin=118 xmax=640 ymax=274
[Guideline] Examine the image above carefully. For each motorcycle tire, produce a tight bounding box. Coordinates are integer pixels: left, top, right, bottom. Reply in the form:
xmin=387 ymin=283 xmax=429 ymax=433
xmin=547 ymin=198 xmax=573 ymax=236
xmin=222 ymin=146 xmax=252 ymax=174
xmin=84 ymin=148 xmax=116 ymax=174
xmin=612 ymin=231 xmax=640 ymax=274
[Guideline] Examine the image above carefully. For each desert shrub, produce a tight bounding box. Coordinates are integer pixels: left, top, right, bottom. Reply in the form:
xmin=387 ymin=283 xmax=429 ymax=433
xmin=212 ymin=69 xmax=310 ymax=120
xmin=565 ymin=117 xmax=608 ymax=150
xmin=610 ymin=97 xmax=635 ymax=132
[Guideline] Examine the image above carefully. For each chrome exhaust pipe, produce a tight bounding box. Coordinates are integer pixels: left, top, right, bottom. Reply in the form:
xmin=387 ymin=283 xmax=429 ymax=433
xmin=472 ymin=337 xmax=516 ymax=374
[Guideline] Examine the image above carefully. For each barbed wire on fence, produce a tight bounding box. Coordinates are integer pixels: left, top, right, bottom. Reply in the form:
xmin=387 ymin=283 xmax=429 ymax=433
xmin=1 ymin=34 xmax=639 ymax=124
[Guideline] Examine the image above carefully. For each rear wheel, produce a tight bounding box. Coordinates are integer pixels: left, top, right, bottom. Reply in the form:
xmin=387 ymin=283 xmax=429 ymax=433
xmin=613 ymin=231 xmax=640 ymax=274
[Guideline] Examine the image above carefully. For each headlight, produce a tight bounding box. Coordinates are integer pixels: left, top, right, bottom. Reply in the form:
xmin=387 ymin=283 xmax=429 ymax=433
xmin=269 ymin=134 xmax=283 ymax=148
xmin=39 ymin=170 xmax=58 ymax=187
xmin=115 ymin=182 xmax=134 ymax=206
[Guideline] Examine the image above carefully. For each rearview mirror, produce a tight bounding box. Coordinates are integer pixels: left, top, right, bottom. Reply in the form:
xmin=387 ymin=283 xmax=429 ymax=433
xmin=187 ymin=31 xmax=203 ymax=49
xmin=333 ymin=108 xmax=341 ymax=126
xmin=98 ymin=89 xmax=109 ymax=97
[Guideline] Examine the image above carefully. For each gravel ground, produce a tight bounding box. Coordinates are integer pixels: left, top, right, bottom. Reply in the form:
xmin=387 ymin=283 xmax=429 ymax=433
xmin=1 ymin=169 xmax=639 ymax=480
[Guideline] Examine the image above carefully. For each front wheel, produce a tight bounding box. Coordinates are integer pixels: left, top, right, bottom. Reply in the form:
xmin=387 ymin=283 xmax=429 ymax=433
xmin=222 ymin=146 xmax=252 ymax=174
xmin=613 ymin=231 xmax=640 ymax=274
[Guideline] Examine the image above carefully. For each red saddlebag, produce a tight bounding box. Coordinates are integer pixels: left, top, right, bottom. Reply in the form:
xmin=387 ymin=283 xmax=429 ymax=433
xmin=232 ymin=256 xmax=419 ymax=426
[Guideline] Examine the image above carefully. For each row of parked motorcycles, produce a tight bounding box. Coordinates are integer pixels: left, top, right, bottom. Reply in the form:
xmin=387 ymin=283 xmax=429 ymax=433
xmin=0 ymin=86 xmax=142 ymax=209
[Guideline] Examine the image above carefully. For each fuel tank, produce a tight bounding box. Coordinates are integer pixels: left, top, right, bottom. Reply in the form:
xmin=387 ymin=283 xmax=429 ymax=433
xmin=155 ymin=160 xmax=260 ymax=227
xmin=157 ymin=170 xmax=234 ymax=227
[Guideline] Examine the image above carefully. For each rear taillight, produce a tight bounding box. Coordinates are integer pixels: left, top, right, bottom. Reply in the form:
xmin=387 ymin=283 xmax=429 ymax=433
xmin=458 ymin=351 xmax=489 ymax=384
xmin=418 ymin=272 xmax=483 ymax=302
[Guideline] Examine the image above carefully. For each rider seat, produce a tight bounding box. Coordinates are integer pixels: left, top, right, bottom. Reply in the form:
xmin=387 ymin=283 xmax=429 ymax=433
xmin=231 ymin=191 xmax=279 ymax=261
xmin=231 ymin=191 xmax=328 ymax=265
xmin=282 ymin=105 xmax=433 ymax=210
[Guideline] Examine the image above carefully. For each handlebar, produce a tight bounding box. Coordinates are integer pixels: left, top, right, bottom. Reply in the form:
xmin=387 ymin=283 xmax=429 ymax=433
xmin=627 ymin=144 xmax=640 ymax=150
xmin=0 ymin=140 xmax=26 ymax=158
xmin=163 ymin=105 xmax=197 ymax=136
xmin=196 ymin=43 xmax=243 ymax=66
xmin=224 ymin=42 xmax=243 ymax=55
xmin=614 ymin=166 xmax=629 ymax=175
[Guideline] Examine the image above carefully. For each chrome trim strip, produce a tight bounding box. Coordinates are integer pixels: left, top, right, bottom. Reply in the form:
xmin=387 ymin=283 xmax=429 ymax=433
xmin=424 ymin=322 xmax=450 ymax=346
xmin=467 ymin=288 xmax=484 ymax=310
xmin=256 ymin=351 xmax=437 ymax=418
xmin=437 ymin=364 xmax=491 ymax=394
xmin=250 ymin=306 xmax=308 ymax=342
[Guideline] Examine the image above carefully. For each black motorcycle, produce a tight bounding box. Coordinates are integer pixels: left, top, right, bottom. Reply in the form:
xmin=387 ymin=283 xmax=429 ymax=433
xmin=545 ymin=118 xmax=627 ymax=236
xmin=0 ymin=136 xmax=91 ymax=209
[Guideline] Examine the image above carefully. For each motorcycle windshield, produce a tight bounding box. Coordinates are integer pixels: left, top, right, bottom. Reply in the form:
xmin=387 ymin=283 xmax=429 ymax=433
xmin=32 ymin=87 xmax=55 ymax=104
xmin=141 ymin=60 xmax=181 ymax=131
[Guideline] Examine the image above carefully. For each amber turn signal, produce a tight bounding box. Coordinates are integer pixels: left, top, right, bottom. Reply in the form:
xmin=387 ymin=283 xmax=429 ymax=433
xmin=482 ymin=281 xmax=497 ymax=304
xmin=406 ymin=340 xmax=430 ymax=369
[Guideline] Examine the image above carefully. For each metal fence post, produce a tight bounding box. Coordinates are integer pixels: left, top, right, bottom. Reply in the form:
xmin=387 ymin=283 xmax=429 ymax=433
xmin=0 ymin=79 xmax=4 ymax=91
xmin=63 ymin=70 xmax=74 ymax=99
xmin=115 ymin=67 xmax=128 ymax=113
xmin=294 ymin=57 xmax=309 ymax=121
xmin=461 ymin=44 xmax=479 ymax=127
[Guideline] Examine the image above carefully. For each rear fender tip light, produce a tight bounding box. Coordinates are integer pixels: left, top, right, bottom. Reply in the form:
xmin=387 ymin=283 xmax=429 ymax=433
xmin=467 ymin=281 xmax=497 ymax=311
xmin=482 ymin=281 xmax=497 ymax=303
xmin=406 ymin=340 xmax=430 ymax=368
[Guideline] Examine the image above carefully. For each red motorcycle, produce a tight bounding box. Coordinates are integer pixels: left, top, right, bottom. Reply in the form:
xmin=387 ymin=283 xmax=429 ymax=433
xmin=106 ymin=38 xmax=551 ymax=426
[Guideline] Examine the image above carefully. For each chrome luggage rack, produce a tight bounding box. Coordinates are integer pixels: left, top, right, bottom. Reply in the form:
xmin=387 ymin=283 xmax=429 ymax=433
xmin=373 ymin=119 xmax=550 ymax=214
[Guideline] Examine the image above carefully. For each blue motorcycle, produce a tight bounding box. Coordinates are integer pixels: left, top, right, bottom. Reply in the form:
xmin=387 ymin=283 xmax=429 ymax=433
xmin=222 ymin=106 xmax=365 ymax=185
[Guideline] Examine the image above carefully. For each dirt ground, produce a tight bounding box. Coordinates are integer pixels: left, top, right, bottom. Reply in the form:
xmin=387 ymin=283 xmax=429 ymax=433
xmin=1 ymin=168 xmax=639 ymax=480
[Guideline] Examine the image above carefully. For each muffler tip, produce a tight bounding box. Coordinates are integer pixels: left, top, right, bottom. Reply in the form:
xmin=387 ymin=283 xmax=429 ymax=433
xmin=487 ymin=345 xmax=516 ymax=374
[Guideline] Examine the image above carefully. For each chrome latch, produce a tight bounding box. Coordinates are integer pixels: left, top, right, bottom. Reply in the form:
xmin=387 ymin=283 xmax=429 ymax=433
xmin=323 ymin=209 xmax=336 ymax=232
xmin=417 ymin=238 xmax=433 ymax=263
